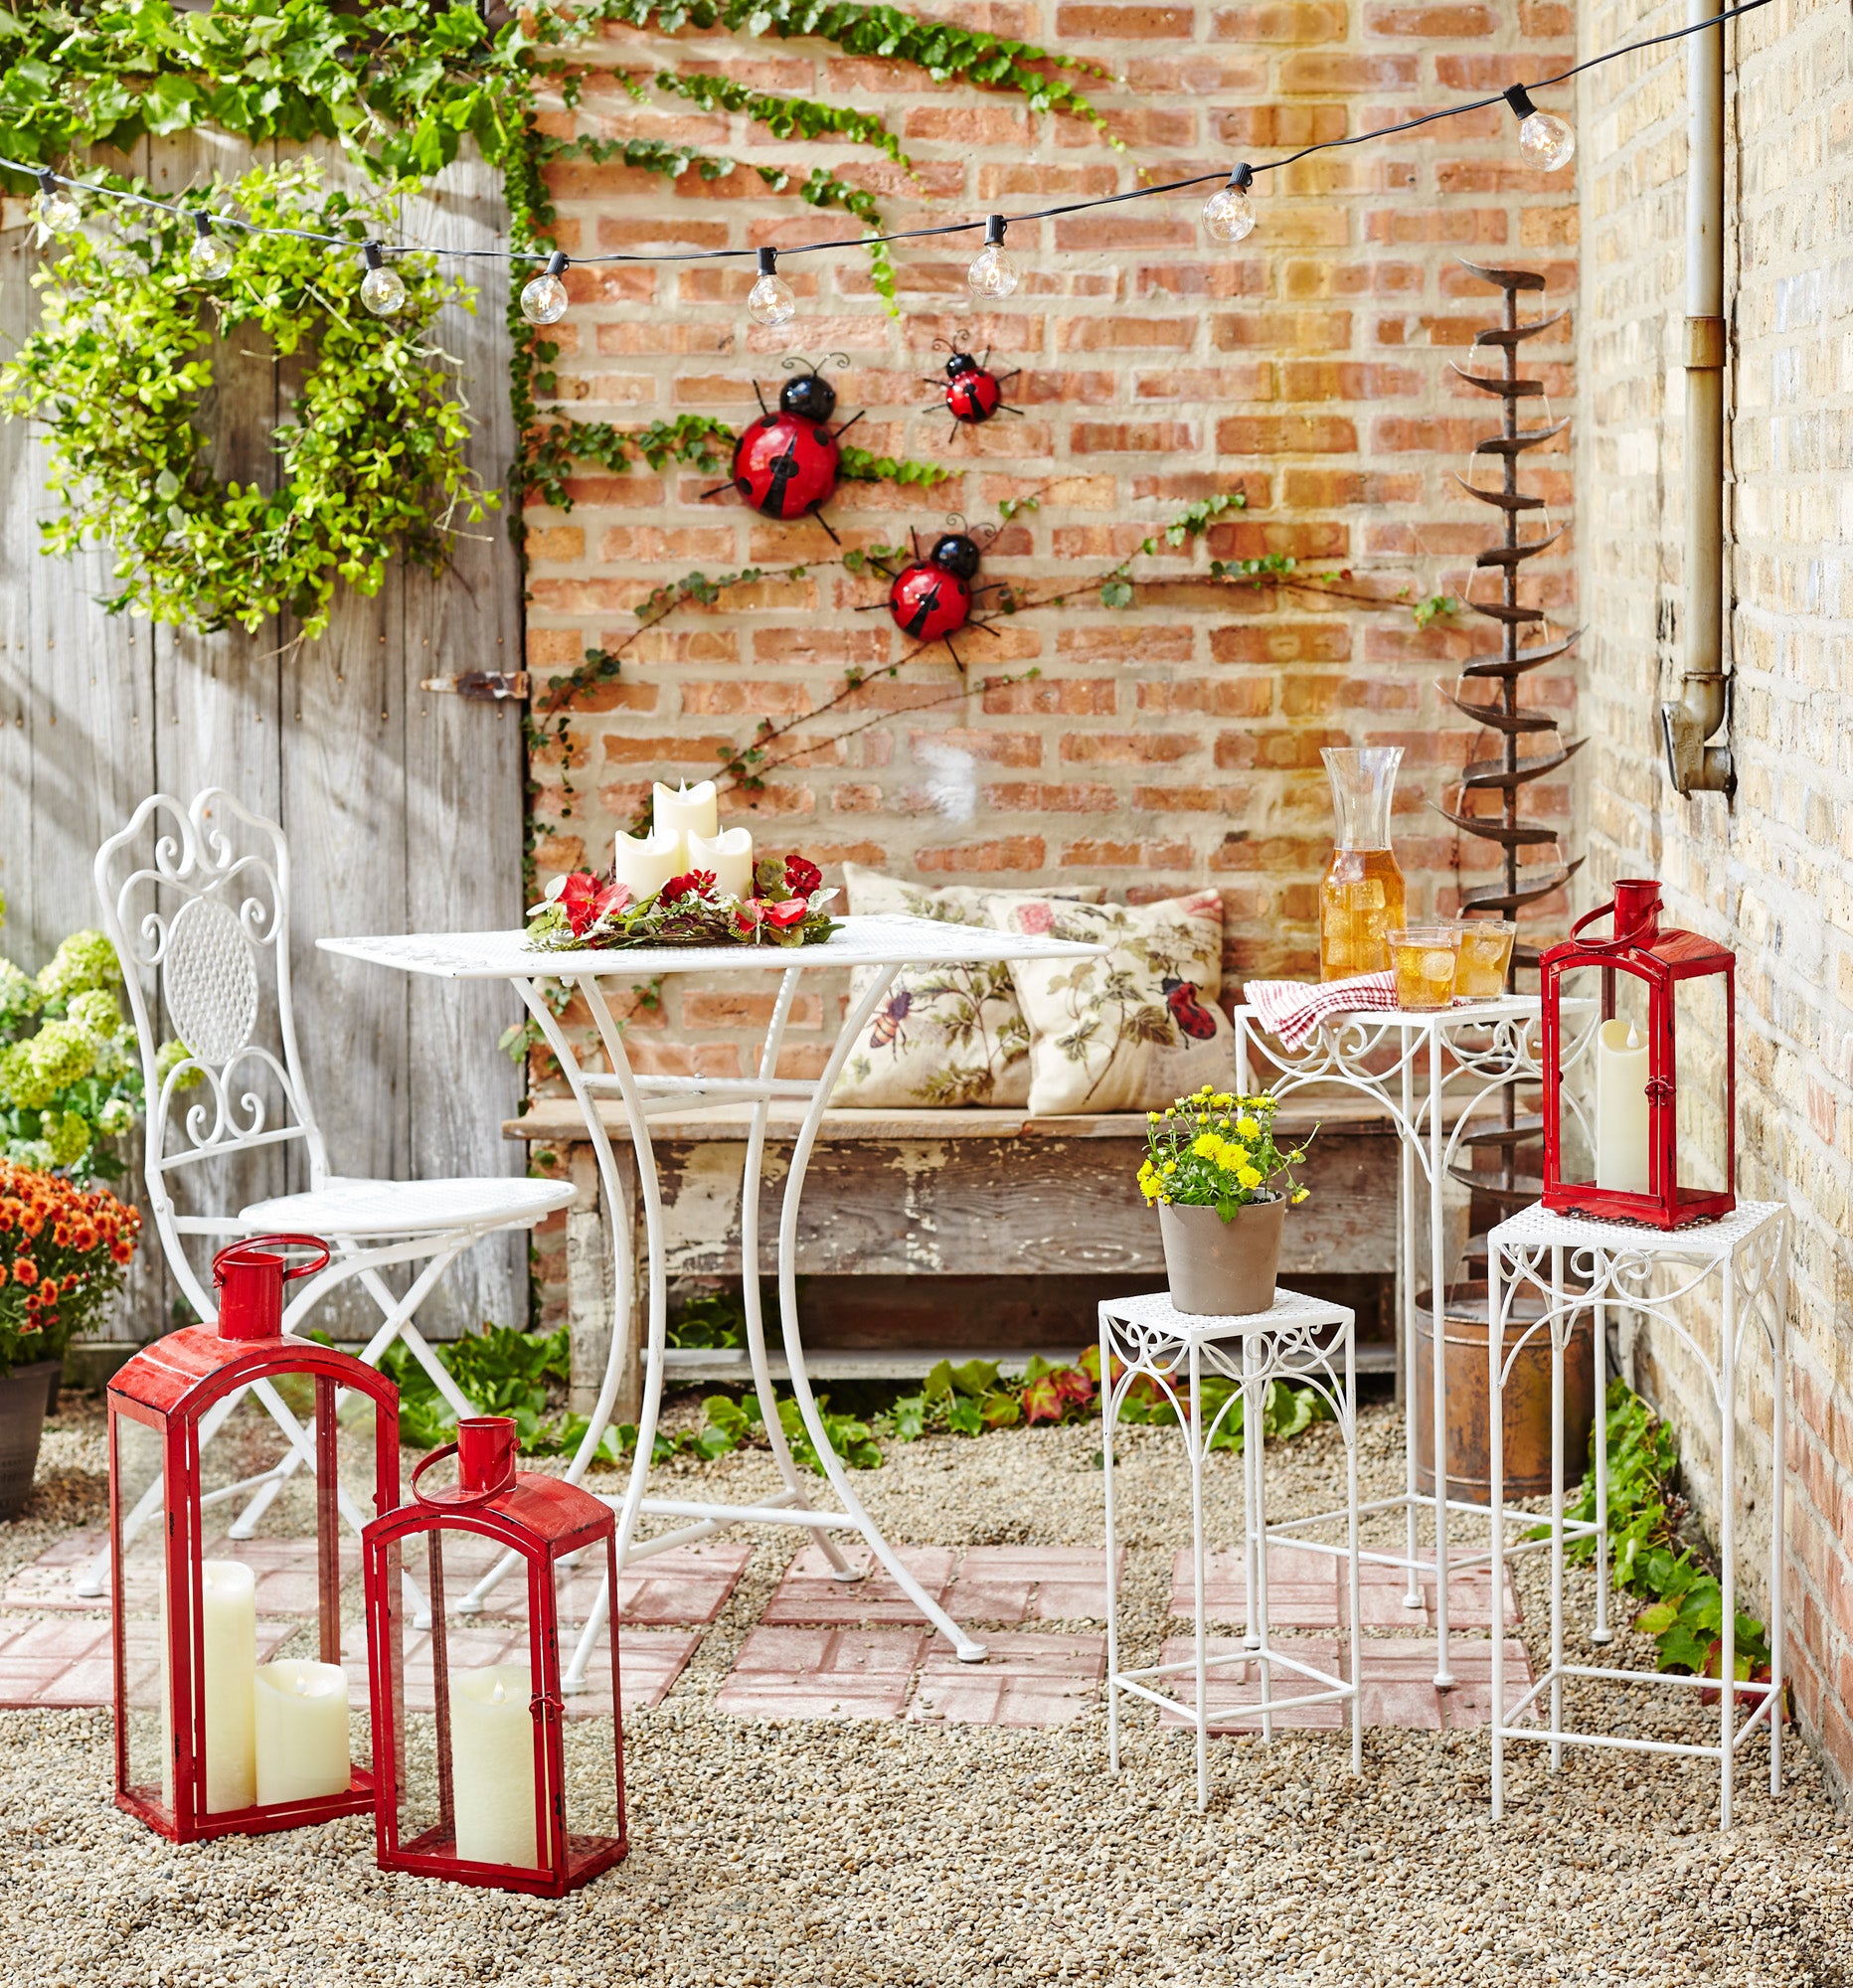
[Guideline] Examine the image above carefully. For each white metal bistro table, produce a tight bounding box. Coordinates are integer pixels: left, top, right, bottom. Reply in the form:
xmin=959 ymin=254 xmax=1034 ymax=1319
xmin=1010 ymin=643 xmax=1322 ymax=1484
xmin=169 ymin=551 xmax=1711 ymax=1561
xmin=1100 ymin=1286 xmax=1362 ymax=1811
xmin=1233 ymin=996 xmax=1596 ymax=1686
xmin=1486 ymin=1199 xmax=1788 ymax=1827
xmin=321 ymin=913 xmax=1102 ymax=1683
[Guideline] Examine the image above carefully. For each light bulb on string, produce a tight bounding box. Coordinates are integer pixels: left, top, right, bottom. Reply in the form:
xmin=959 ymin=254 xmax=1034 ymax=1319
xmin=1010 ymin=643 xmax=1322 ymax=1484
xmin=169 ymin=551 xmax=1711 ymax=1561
xmin=746 ymin=247 xmax=796 ymax=328
xmin=1202 ymin=163 xmax=1257 ymax=244
xmin=32 ymin=170 xmax=80 ymax=238
xmin=358 ymin=241 xmax=408 ymax=317
xmin=1503 ymin=84 xmax=1575 ymax=171
xmin=520 ymin=249 xmax=571 ymax=326
xmin=189 ymin=210 xmax=235 ymax=281
xmin=966 ymin=215 xmax=1019 ymax=301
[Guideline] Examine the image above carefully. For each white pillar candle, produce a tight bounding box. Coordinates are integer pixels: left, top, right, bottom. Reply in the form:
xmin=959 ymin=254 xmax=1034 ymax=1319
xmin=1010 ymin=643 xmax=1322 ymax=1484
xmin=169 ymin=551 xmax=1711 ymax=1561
xmin=652 ymin=778 xmax=719 ymax=848
xmin=199 ymin=1559 xmax=256 ymax=1813
xmin=254 ymin=1659 xmax=351 ymax=1805
xmin=449 ymin=1663 xmax=540 ymax=1868
xmin=686 ymin=826 xmax=755 ymax=900
xmin=609 ymin=825 xmax=682 ymax=903
xmin=1595 ymin=1016 xmax=1652 ymax=1193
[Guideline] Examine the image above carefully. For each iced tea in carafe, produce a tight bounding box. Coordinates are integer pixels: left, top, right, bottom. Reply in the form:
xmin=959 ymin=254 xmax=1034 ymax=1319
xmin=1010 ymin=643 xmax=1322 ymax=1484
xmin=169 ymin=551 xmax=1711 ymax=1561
xmin=1318 ymin=746 xmax=1407 ymax=980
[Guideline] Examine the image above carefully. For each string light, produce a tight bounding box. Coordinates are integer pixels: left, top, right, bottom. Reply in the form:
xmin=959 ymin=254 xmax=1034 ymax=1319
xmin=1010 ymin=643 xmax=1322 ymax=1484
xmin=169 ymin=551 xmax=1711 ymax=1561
xmin=1503 ymin=84 xmax=1575 ymax=171
xmin=1202 ymin=163 xmax=1257 ymax=244
xmin=746 ymin=247 xmax=795 ymax=328
xmin=188 ymin=210 xmax=235 ymax=281
xmin=966 ymin=216 xmax=1019 ymax=300
xmin=358 ymin=242 xmax=407 ymax=317
xmin=32 ymin=169 xmax=79 ymax=236
xmin=520 ymin=248 xmax=571 ymax=326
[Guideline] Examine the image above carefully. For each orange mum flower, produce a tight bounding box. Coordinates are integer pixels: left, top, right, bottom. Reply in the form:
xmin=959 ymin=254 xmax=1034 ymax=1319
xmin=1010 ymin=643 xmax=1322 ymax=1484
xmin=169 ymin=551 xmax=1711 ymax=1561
xmin=12 ymin=1257 xmax=37 ymax=1287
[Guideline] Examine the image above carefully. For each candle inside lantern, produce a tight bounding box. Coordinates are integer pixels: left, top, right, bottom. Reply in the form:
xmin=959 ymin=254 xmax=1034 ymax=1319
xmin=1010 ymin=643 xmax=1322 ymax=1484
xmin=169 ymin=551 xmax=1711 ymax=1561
xmin=686 ymin=826 xmax=755 ymax=899
xmin=609 ymin=825 xmax=682 ymax=904
xmin=1595 ymin=1017 xmax=1651 ymax=1193
xmin=197 ymin=1559 xmax=256 ymax=1813
xmin=449 ymin=1663 xmax=540 ymax=1868
xmin=253 ymin=1658 xmax=351 ymax=1805
xmin=651 ymin=778 xmax=719 ymax=857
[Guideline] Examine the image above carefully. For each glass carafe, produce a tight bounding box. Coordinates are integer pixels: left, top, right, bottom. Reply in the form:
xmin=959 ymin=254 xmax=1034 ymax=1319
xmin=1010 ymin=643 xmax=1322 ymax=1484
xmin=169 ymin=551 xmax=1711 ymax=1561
xmin=1319 ymin=746 xmax=1407 ymax=979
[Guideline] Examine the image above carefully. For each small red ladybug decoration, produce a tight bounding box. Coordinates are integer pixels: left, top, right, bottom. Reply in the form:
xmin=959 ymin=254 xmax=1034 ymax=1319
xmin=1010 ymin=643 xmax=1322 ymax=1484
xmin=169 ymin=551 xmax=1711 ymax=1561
xmin=705 ymin=355 xmax=863 ymax=541
xmin=1162 ymin=976 xmax=1219 ymax=1042
xmin=857 ymin=517 xmax=1004 ymax=667
xmin=922 ymin=338 xmax=1023 ymax=442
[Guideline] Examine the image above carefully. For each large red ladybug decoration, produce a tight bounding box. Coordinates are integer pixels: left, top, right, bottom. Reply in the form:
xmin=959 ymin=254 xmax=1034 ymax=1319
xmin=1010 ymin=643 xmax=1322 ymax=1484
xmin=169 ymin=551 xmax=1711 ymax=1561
xmin=704 ymin=356 xmax=863 ymax=541
xmin=860 ymin=519 xmax=1000 ymax=667
xmin=922 ymin=339 xmax=1023 ymax=442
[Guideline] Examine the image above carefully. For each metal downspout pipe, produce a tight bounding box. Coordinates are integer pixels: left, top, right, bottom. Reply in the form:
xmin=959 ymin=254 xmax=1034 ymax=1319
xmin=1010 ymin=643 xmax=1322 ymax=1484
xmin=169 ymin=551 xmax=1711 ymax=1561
xmin=1660 ymin=0 xmax=1734 ymax=794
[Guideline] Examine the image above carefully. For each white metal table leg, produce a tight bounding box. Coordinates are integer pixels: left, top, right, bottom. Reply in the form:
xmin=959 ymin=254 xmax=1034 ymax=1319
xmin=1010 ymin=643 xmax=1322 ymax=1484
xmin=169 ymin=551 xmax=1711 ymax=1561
xmin=1190 ymin=1336 xmax=1210 ymax=1811
xmin=1248 ymin=1331 xmax=1273 ymax=1749
xmin=1345 ymin=1313 xmax=1363 ymax=1774
xmin=1489 ymin=1230 xmax=1507 ymax=1821
xmin=1592 ymin=1284 xmax=1612 ymax=1643
xmin=1720 ymin=1238 xmax=1738 ymax=1830
xmin=1769 ymin=1228 xmax=1787 ymax=1797
xmin=1549 ymin=1241 xmax=1565 ymax=1772
xmin=1399 ymin=1050 xmax=1422 ymax=1608
xmin=1427 ymin=1026 xmax=1453 ymax=1685
xmin=1101 ymin=1304 xmax=1121 ymax=1776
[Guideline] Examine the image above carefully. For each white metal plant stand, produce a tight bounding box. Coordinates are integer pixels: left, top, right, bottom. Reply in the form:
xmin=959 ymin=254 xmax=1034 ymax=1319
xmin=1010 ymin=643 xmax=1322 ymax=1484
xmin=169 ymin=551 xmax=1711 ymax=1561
xmin=1099 ymin=1287 xmax=1362 ymax=1812
xmin=1233 ymin=997 xmax=1581 ymax=1686
xmin=322 ymin=914 xmax=1102 ymax=1683
xmin=1486 ymin=1200 xmax=1788 ymax=1827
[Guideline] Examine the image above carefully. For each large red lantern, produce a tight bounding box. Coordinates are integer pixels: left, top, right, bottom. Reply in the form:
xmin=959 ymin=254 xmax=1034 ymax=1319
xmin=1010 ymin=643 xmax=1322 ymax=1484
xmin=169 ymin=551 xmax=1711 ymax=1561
xmin=107 ymin=1236 xmax=401 ymax=1842
xmin=363 ymin=1416 xmax=626 ymax=1897
xmin=1540 ymin=878 xmax=1736 ymax=1230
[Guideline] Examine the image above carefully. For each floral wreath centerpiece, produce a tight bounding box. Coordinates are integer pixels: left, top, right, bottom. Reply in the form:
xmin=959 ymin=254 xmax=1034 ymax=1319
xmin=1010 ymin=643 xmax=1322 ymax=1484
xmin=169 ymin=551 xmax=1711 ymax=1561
xmin=527 ymin=853 xmax=841 ymax=951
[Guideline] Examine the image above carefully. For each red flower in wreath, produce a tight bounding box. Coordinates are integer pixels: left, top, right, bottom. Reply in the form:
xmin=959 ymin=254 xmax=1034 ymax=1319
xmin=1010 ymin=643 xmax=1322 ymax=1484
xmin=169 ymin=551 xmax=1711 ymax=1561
xmin=660 ymin=870 xmax=717 ymax=906
xmin=783 ymin=855 xmax=822 ymax=898
xmin=764 ymin=899 xmax=810 ymax=931
xmin=733 ymin=901 xmax=763 ymax=934
xmin=559 ymin=872 xmax=631 ymax=936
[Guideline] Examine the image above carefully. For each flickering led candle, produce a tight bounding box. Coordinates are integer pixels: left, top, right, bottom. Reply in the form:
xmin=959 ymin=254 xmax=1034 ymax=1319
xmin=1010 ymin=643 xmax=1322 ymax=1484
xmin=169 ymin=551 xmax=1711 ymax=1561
xmin=253 ymin=1659 xmax=351 ymax=1805
xmin=199 ymin=1559 xmax=256 ymax=1812
xmin=651 ymin=778 xmax=719 ymax=852
xmin=449 ymin=1663 xmax=540 ymax=1868
xmin=1595 ymin=1017 xmax=1651 ymax=1194
xmin=686 ymin=826 xmax=755 ymax=899
xmin=608 ymin=826 xmax=682 ymax=904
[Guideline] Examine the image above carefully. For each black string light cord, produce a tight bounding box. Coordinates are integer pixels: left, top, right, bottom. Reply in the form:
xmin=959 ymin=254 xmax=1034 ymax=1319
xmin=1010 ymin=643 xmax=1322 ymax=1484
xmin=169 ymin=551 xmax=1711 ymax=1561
xmin=1 ymin=0 xmax=1770 ymax=271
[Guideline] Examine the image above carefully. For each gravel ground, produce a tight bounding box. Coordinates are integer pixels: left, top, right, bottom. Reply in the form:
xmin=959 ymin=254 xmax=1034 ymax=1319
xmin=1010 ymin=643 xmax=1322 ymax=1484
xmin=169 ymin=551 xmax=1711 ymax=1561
xmin=2 ymin=1391 xmax=1849 ymax=1987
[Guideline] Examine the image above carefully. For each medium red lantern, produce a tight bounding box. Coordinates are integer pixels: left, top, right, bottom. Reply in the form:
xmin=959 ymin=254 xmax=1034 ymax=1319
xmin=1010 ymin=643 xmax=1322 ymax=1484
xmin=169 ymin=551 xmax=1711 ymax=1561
xmin=107 ymin=1235 xmax=401 ymax=1842
xmin=1540 ymin=878 xmax=1736 ymax=1230
xmin=362 ymin=1416 xmax=626 ymax=1897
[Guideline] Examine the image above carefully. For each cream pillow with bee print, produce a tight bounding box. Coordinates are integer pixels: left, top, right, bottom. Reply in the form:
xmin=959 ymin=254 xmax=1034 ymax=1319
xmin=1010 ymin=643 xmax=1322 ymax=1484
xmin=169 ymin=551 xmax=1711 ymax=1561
xmin=981 ymin=889 xmax=1236 ymax=1115
xmin=830 ymin=866 xmax=1101 ymax=1108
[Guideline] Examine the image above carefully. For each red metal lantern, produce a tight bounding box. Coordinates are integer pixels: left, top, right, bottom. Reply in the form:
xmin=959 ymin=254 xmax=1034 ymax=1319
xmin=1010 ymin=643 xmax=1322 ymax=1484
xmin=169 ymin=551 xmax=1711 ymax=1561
xmin=363 ymin=1416 xmax=626 ymax=1897
xmin=1540 ymin=878 xmax=1736 ymax=1229
xmin=107 ymin=1235 xmax=401 ymax=1842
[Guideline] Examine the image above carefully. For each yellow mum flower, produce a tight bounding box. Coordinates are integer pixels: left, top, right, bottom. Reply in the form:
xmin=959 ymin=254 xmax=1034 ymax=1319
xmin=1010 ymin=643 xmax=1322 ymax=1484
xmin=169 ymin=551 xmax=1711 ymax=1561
xmin=1211 ymin=1091 xmax=1234 ymax=1108
xmin=1191 ymin=1133 xmax=1220 ymax=1160
xmin=1237 ymin=1164 xmax=1263 ymax=1190
xmin=1237 ymin=1114 xmax=1261 ymax=1139
xmin=1290 ymin=1186 xmax=1310 ymax=1204
xmin=1163 ymin=1159 xmax=1178 ymax=1175
xmin=1226 ymin=1143 xmax=1250 ymax=1168
xmin=1147 ymin=1109 xmax=1160 ymax=1122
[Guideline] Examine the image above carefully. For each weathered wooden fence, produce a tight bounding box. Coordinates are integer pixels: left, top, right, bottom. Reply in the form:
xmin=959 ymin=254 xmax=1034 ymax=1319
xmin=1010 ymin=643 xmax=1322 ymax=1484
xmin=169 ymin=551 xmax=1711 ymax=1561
xmin=0 ymin=135 xmax=527 ymax=1342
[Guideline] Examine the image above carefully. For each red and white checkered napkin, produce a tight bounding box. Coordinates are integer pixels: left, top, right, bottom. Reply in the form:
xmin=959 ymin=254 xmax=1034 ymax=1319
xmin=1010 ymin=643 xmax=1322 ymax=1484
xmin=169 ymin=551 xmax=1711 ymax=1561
xmin=1241 ymin=971 xmax=1399 ymax=1052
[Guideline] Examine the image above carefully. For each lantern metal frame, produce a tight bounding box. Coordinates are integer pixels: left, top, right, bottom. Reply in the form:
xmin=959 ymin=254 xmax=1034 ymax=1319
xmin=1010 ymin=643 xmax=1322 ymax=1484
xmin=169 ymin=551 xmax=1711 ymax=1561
xmin=363 ymin=1431 xmax=627 ymax=1898
xmin=1540 ymin=879 xmax=1736 ymax=1231
xmin=107 ymin=1310 xmax=401 ymax=1843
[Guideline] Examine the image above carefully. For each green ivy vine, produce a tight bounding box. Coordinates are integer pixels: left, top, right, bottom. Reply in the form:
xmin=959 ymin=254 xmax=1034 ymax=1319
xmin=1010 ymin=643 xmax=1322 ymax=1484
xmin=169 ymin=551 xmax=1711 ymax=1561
xmin=0 ymin=157 xmax=490 ymax=637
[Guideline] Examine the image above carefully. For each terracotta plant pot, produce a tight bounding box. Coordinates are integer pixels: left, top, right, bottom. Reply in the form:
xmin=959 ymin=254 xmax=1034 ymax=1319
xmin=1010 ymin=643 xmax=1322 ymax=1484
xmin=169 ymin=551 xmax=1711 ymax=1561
xmin=0 ymin=1359 xmax=62 ymax=1521
xmin=1157 ymin=1197 xmax=1286 ymax=1317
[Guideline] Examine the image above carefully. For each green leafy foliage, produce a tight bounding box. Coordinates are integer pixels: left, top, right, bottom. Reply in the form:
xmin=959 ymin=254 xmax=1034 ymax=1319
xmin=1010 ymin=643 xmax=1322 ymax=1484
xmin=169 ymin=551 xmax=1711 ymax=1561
xmin=0 ymin=160 xmax=490 ymax=637
xmin=1138 ymin=1085 xmax=1312 ymax=1222
xmin=650 ymin=71 xmax=913 ymax=167
xmin=380 ymin=1323 xmax=586 ymax=1456
xmin=837 ymin=446 xmax=953 ymax=489
xmin=521 ymin=414 xmax=738 ymax=515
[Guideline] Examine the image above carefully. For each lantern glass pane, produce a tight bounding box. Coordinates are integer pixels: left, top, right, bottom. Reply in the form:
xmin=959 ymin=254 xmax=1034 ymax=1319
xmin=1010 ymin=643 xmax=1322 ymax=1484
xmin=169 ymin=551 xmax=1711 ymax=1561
xmin=1673 ymin=967 xmax=1731 ymax=1200
xmin=1555 ymin=962 xmax=1652 ymax=1194
xmin=112 ymin=1410 xmax=168 ymax=1809
xmin=559 ymin=1547 xmax=623 ymax=1861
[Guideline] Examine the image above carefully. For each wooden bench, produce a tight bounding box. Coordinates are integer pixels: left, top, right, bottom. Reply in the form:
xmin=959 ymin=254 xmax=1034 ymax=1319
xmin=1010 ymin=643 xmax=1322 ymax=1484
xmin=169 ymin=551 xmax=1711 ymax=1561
xmin=506 ymin=1098 xmax=1401 ymax=1419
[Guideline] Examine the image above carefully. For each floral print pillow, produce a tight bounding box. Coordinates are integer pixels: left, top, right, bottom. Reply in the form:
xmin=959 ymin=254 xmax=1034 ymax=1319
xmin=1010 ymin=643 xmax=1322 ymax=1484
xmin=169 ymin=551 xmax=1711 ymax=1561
xmin=830 ymin=866 xmax=1100 ymax=1108
xmin=982 ymin=888 xmax=1236 ymax=1114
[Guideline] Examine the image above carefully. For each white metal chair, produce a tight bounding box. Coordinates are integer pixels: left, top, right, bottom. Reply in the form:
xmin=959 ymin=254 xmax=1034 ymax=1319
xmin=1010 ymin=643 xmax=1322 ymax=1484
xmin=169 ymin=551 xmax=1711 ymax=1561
xmin=83 ymin=788 xmax=573 ymax=1590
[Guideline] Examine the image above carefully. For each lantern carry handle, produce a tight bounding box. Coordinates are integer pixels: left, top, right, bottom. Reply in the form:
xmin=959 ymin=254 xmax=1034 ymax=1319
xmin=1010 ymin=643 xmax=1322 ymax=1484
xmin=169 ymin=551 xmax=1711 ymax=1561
xmin=212 ymin=1233 xmax=332 ymax=1284
xmin=411 ymin=1436 xmax=518 ymax=1511
xmin=1567 ymin=883 xmax=1663 ymax=956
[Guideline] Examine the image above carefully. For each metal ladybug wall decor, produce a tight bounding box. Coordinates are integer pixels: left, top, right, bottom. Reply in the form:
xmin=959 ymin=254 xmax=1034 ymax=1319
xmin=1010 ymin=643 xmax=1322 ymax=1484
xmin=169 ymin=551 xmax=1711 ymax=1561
xmin=921 ymin=337 xmax=1023 ymax=443
xmin=861 ymin=518 xmax=1001 ymax=668
xmin=704 ymin=354 xmax=863 ymax=541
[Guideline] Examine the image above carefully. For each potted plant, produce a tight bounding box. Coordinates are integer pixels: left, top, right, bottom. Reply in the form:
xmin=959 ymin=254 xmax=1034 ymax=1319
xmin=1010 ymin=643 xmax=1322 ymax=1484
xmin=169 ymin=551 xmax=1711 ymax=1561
xmin=1137 ymin=1088 xmax=1311 ymax=1316
xmin=0 ymin=1161 xmax=140 ymax=1517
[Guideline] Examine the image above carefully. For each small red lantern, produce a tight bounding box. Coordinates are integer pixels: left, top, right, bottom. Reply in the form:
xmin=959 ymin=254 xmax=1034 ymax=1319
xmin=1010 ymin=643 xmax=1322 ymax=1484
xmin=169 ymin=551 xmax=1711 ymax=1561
xmin=363 ymin=1416 xmax=626 ymax=1897
xmin=1540 ymin=878 xmax=1736 ymax=1230
xmin=107 ymin=1235 xmax=400 ymax=1842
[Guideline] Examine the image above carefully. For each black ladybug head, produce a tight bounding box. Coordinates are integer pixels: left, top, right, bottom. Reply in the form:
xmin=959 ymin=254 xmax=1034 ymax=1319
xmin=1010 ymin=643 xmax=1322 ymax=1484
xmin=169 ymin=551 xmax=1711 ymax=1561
xmin=778 ymin=373 xmax=838 ymax=422
xmin=930 ymin=532 xmax=981 ymax=580
xmin=943 ymin=351 xmax=979 ymax=380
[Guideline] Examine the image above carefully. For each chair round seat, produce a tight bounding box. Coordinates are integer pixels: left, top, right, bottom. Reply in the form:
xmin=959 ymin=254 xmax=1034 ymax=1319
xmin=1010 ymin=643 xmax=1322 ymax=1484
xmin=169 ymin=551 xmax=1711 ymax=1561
xmin=239 ymin=1176 xmax=575 ymax=1240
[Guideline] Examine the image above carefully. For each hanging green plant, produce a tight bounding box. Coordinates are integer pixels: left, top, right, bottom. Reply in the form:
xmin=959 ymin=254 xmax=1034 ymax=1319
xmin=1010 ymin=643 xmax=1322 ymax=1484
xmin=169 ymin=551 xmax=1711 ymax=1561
xmin=0 ymin=158 xmax=493 ymax=640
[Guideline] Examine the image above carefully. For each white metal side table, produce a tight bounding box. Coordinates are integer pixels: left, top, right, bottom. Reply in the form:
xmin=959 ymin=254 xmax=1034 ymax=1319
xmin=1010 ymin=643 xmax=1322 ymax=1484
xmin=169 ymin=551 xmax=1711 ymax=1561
xmin=1099 ymin=1286 xmax=1362 ymax=1812
xmin=1486 ymin=1200 xmax=1788 ymax=1826
xmin=1233 ymin=998 xmax=1569 ymax=1686
xmin=322 ymin=914 xmax=1102 ymax=1685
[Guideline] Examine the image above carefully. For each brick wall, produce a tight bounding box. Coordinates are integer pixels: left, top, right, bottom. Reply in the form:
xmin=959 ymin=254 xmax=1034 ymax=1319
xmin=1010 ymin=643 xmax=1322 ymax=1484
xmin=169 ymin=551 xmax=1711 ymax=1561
xmin=522 ymin=0 xmax=1579 ymax=1088
xmin=1577 ymin=0 xmax=1853 ymax=1796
